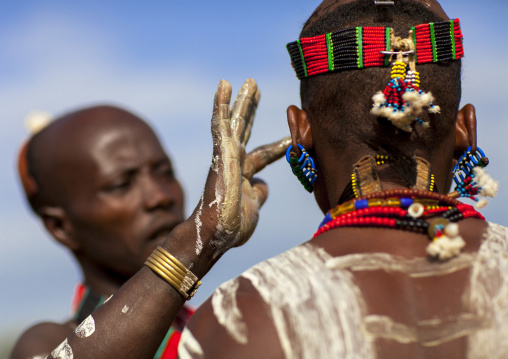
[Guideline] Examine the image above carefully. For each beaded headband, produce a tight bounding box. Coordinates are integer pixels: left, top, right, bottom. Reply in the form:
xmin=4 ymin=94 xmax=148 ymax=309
xmin=287 ymin=19 xmax=464 ymax=132
xmin=287 ymin=19 xmax=463 ymax=80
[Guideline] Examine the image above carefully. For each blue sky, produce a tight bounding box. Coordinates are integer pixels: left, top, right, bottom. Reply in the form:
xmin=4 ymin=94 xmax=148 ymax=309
xmin=1 ymin=0 xmax=507 ymax=351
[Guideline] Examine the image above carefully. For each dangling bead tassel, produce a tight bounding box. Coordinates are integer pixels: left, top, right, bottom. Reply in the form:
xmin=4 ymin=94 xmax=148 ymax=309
xmin=371 ymin=30 xmax=440 ymax=132
xmin=449 ymin=146 xmax=498 ymax=208
xmin=426 ymin=221 xmax=465 ymax=260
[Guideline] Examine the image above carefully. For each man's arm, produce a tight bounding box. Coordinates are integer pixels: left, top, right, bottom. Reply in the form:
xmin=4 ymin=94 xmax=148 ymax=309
xmin=179 ymin=276 xmax=284 ymax=359
xmin=36 ymin=79 xmax=289 ymax=359
xmin=10 ymin=322 xmax=72 ymax=359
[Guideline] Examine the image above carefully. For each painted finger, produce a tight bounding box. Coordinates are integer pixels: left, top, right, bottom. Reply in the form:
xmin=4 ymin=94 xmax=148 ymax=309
xmin=234 ymin=178 xmax=268 ymax=247
xmin=212 ymin=80 xmax=232 ymax=122
xmin=250 ymin=177 xmax=269 ymax=209
xmin=210 ymin=80 xmax=234 ymax=171
xmin=230 ymin=78 xmax=258 ymax=142
xmin=242 ymin=137 xmax=291 ymax=179
xmin=241 ymin=88 xmax=260 ymax=146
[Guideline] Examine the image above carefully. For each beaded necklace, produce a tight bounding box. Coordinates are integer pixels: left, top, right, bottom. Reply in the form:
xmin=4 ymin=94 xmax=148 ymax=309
xmin=314 ymin=189 xmax=485 ymax=260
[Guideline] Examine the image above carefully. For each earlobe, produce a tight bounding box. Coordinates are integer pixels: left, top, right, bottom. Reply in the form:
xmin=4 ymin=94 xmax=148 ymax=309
xmin=454 ymin=103 xmax=477 ymax=160
xmin=286 ymin=105 xmax=313 ymax=150
xmin=39 ymin=207 xmax=80 ymax=251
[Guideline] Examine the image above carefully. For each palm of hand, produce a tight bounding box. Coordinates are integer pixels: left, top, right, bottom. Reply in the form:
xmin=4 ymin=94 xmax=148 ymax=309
xmin=195 ymin=79 xmax=289 ymax=254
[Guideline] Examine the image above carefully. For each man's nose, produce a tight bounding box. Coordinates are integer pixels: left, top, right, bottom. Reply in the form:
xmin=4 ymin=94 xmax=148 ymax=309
xmin=143 ymin=175 xmax=175 ymax=211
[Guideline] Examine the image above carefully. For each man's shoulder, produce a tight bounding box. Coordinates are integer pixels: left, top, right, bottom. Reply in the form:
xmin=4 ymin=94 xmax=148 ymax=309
xmin=9 ymin=321 xmax=73 ymax=359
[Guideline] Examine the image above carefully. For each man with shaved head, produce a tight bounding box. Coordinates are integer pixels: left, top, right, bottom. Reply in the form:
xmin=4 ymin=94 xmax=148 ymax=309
xmin=11 ymin=105 xmax=191 ymax=358
xmin=11 ymin=79 xmax=291 ymax=359
xmin=178 ymin=0 xmax=507 ymax=358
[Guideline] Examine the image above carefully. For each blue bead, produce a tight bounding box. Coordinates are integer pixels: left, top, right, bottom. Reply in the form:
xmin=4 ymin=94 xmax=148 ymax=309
xmin=400 ymin=197 xmax=413 ymax=207
xmin=355 ymin=199 xmax=369 ymax=209
xmin=319 ymin=213 xmax=333 ymax=228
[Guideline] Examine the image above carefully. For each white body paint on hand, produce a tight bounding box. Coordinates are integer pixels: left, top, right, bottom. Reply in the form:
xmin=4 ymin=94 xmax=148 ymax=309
xmin=194 ymin=194 xmax=205 ymax=255
xmin=75 ymin=315 xmax=95 ymax=338
xmin=212 ymin=279 xmax=247 ymax=344
xmin=51 ymin=338 xmax=73 ymax=359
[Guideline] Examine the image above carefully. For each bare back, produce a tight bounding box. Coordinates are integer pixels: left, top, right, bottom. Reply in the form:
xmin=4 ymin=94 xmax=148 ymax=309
xmin=181 ymin=220 xmax=508 ymax=358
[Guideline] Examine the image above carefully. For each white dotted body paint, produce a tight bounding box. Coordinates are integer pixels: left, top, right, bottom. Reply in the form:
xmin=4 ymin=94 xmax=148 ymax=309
xmin=240 ymin=243 xmax=375 ymax=358
xmin=51 ymin=338 xmax=73 ymax=359
xmin=212 ymin=278 xmax=247 ymax=344
xmin=194 ymin=193 xmax=204 ymax=255
xmin=178 ymin=328 xmax=204 ymax=359
xmin=30 ymin=355 xmax=47 ymax=359
xmin=122 ymin=305 xmax=130 ymax=314
xmin=75 ymin=315 xmax=95 ymax=338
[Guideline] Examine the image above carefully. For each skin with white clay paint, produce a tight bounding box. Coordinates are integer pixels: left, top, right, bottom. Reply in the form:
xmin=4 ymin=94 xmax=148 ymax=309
xmin=211 ymin=278 xmax=247 ymax=344
xmin=194 ymin=193 xmax=204 ymax=255
xmin=190 ymin=80 xmax=288 ymax=264
xmin=50 ymin=338 xmax=73 ymax=359
xmin=209 ymin=100 xmax=242 ymax=251
xmin=465 ymin=223 xmax=508 ymax=357
xmin=178 ymin=328 xmax=204 ymax=359
xmin=206 ymin=80 xmax=263 ymax=254
xmin=122 ymin=305 xmax=130 ymax=314
xmin=74 ymin=315 xmax=95 ymax=338
xmin=237 ymin=243 xmax=374 ymax=358
xmin=183 ymin=223 xmax=508 ymax=357
xmin=363 ymin=313 xmax=488 ymax=346
xmin=327 ymin=252 xmax=477 ymax=277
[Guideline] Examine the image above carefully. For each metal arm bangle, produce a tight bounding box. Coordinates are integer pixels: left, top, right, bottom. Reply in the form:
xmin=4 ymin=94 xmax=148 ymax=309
xmin=144 ymin=246 xmax=201 ymax=300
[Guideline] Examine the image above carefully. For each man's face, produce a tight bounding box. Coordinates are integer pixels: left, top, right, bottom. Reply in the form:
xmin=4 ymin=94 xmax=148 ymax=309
xmin=64 ymin=120 xmax=185 ymax=279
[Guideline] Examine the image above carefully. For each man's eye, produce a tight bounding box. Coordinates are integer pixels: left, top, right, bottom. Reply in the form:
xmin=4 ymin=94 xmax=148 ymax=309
xmin=104 ymin=179 xmax=132 ymax=192
xmin=156 ymin=165 xmax=174 ymax=178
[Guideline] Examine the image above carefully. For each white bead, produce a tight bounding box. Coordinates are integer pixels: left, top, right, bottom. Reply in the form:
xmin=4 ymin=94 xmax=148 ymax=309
xmin=408 ymin=203 xmax=424 ymax=218
xmin=444 ymin=223 xmax=459 ymax=237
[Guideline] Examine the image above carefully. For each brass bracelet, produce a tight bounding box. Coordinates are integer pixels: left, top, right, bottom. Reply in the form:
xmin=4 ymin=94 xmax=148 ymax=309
xmin=144 ymin=246 xmax=201 ymax=300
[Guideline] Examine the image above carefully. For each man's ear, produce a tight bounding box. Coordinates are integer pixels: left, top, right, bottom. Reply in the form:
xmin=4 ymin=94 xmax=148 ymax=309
xmin=39 ymin=207 xmax=80 ymax=251
xmin=454 ymin=103 xmax=477 ymax=160
xmin=287 ymin=105 xmax=312 ymax=151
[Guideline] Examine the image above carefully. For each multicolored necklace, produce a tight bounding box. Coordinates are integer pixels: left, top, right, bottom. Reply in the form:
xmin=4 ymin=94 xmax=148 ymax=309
xmin=314 ymin=189 xmax=485 ymax=260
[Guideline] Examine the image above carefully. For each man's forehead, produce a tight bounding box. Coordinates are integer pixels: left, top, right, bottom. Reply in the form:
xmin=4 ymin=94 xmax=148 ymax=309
xmin=39 ymin=106 xmax=162 ymax=170
xmin=89 ymin=124 xmax=163 ymax=163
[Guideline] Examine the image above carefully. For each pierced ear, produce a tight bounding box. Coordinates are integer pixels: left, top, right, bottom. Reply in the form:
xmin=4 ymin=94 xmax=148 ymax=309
xmin=39 ymin=206 xmax=80 ymax=251
xmin=287 ymin=105 xmax=313 ymax=151
xmin=454 ymin=103 xmax=477 ymax=160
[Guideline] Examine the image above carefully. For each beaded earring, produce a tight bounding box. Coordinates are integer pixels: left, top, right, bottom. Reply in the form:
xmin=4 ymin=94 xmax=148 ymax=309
xmin=286 ymin=144 xmax=318 ymax=193
xmin=450 ymin=146 xmax=498 ymax=208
